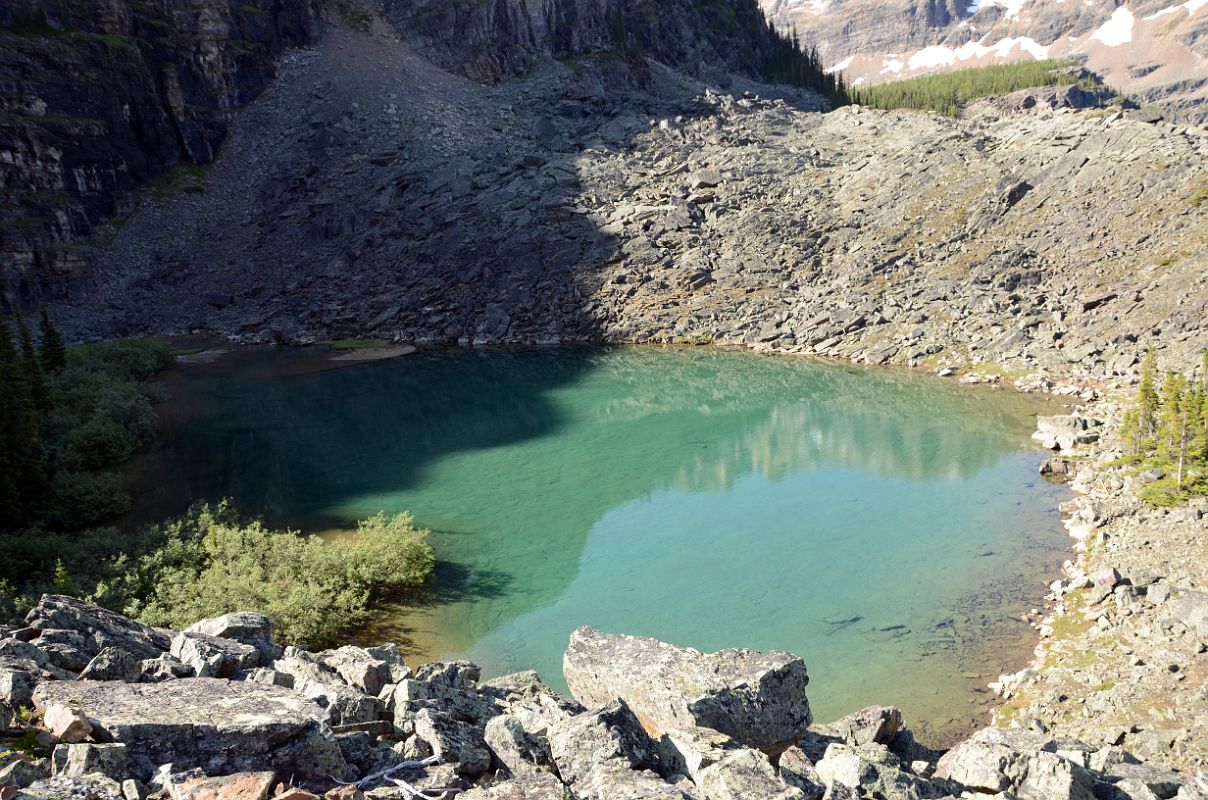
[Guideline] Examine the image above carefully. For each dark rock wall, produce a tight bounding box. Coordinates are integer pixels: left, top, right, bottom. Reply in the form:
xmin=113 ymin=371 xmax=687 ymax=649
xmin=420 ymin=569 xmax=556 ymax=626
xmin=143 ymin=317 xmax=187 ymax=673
xmin=0 ymin=0 xmax=322 ymax=310
xmin=382 ymin=0 xmax=791 ymax=85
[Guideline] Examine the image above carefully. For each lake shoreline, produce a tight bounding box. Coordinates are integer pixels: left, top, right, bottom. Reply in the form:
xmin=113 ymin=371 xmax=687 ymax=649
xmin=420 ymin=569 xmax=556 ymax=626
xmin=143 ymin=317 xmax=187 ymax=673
xmin=131 ymin=336 xmax=1073 ymax=748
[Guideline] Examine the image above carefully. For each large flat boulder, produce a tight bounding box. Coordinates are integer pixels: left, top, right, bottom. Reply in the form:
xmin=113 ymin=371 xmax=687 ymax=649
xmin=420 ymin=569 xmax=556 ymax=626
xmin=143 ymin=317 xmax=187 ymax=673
xmin=24 ymin=595 xmax=171 ymax=664
xmin=33 ymin=678 xmax=349 ymax=786
xmin=563 ymin=627 xmax=812 ymax=754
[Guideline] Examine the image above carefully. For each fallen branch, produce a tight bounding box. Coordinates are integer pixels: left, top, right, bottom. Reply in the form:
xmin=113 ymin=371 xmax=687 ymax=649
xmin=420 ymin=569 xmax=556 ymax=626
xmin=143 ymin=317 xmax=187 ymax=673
xmin=330 ymin=754 xmax=441 ymax=789
xmin=389 ymin=776 xmax=464 ymax=799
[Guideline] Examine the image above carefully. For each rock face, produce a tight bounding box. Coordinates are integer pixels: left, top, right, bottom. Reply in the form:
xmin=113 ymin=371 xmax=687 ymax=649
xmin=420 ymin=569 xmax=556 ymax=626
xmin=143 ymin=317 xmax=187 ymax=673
xmin=563 ymin=626 xmax=812 ymax=754
xmin=762 ymin=0 xmax=1208 ymax=123
xmin=386 ymin=0 xmax=804 ymax=85
xmin=32 ymin=678 xmax=349 ymax=785
xmin=0 ymin=0 xmax=321 ymax=309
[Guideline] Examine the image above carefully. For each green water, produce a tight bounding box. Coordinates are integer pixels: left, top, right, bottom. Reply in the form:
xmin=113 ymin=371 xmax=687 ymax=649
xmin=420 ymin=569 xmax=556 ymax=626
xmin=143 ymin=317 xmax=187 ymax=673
xmin=131 ymin=346 xmax=1068 ymax=740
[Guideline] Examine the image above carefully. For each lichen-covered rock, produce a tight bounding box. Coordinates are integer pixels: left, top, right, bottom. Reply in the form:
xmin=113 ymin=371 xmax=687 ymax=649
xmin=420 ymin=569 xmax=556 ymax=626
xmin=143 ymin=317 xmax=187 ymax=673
xmin=547 ymin=700 xmax=669 ymax=795
xmin=273 ymin=648 xmax=383 ymax=725
xmin=0 ymin=756 xmax=50 ymax=788
xmin=24 ymin=596 xmax=171 ymax=664
xmin=79 ymin=646 xmax=142 ymax=682
xmin=50 ymin=743 xmax=127 ymax=781
xmin=779 ymin=746 xmax=826 ymax=800
xmin=137 ymin=655 xmax=194 ymax=683
xmin=170 ymin=632 xmax=259 ymax=679
xmin=414 ymin=708 xmax=492 ymax=778
xmin=32 ymin=678 xmax=350 ymax=786
xmin=185 ymin=613 xmax=282 ymax=665
xmin=315 ymin=646 xmax=391 ymax=697
xmin=18 ymin=773 xmax=125 ymax=799
xmin=483 ymin=714 xmax=556 ymax=777
xmin=694 ymin=748 xmax=806 ymax=800
xmin=563 ymin=626 xmax=812 ymax=754
xmin=815 ymin=743 xmax=945 ymax=800
xmin=459 ymin=770 xmax=567 ymax=799
xmin=823 ymin=706 xmax=903 ymax=747
xmin=934 ymin=729 xmax=1097 ymax=800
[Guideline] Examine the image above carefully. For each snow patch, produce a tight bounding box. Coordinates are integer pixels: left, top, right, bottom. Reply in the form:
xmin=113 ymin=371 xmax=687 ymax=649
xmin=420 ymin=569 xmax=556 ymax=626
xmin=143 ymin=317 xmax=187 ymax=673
xmin=903 ymin=35 xmax=1050 ymax=70
xmin=967 ymin=0 xmax=1030 ymax=19
xmin=827 ymin=55 xmax=855 ymax=73
xmin=1089 ymin=6 xmax=1135 ymax=46
xmin=881 ymin=57 xmax=905 ymax=74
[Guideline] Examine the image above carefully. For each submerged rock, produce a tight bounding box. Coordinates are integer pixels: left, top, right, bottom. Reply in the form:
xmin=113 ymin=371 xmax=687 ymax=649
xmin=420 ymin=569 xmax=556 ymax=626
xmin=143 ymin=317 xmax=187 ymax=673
xmin=563 ymin=626 xmax=812 ymax=754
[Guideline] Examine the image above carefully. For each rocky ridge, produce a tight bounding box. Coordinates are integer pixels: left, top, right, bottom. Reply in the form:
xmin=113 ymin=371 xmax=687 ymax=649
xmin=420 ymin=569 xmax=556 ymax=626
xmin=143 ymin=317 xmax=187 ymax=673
xmin=2 ymin=595 xmax=1203 ymax=800
xmin=55 ymin=10 xmax=1208 ymax=387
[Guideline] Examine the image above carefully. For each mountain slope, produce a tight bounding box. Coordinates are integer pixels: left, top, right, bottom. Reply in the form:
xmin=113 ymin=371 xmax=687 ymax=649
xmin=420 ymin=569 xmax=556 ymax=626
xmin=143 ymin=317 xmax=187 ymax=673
xmin=764 ymin=0 xmax=1208 ymax=121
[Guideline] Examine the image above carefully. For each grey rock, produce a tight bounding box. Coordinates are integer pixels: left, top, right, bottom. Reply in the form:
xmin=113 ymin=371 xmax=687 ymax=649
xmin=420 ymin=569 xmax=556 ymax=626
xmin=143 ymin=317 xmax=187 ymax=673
xmin=51 ymin=743 xmax=128 ymax=781
xmin=414 ymin=707 xmax=492 ymax=777
xmin=780 ymin=746 xmax=826 ymax=799
xmin=824 ymin=706 xmax=904 ymax=747
xmin=548 ymin=701 xmax=666 ymax=789
xmin=0 ymin=757 xmax=51 ymax=788
xmin=693 ymin=747 xmax=806 ymax=799
xmin=484 ymin=714 xmax=556 ymax=776
xmin=20 ymin=774 xmax=126 ymax=799
xmin=316 ymin=645 xmax=392 ymax=697
xmin=79 ymin=647 xmax=143 ymax=682
xmin=185 ymin=612 xmax=282 ymax=664
xmin=169 ymin=631 xmax=259 ymax=678
xmin=459 ymin=770 xmax=567 ymax=799
xmin=32 ymin=677 xmax=350 ymax=787
xmin=273 ymin=647 xmax=383 ymax=725
xmin=24 ymin=596 xmax=171 ymax=663
xmin=563 ymin=626 xmax=811 ymax=754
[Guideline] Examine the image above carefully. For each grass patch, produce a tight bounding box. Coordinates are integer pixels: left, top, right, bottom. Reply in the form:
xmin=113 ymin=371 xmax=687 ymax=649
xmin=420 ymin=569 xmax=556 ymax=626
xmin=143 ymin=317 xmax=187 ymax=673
xmin=147 ymin=162 xmax=209 ymax=203
xmin=329 ymin=338 xmax=380 ymax=351
xmin=1188 ymin=182 xmax=1208 ymax=208
xmin=1092 ymin=680 xmax=1116 ymax=692
xmin=334 ymin=1 xmax=373 ymax=31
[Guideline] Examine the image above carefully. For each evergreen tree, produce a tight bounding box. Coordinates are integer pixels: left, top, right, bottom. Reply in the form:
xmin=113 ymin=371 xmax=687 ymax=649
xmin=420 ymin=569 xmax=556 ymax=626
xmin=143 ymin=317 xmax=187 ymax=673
xmin=15 ymin=314 xmax=50 ymax=413
xmin=1157 ymin=369 xmax=1184 ymax=462
xmin=1122 ymin=349 xmax=1159 ymax=454
xmin=53 ymin=558 xmax=75 ymax=596
xmin=38 ymin=306 xmax=67 ymax=372
xmin=0 ymin=317 xmax=45 ymax=529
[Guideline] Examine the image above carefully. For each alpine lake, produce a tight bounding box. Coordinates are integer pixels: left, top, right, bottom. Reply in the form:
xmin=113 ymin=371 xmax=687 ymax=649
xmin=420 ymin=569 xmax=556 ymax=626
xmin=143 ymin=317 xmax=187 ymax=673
xmin=124 ymin=345 xmax=1071 ymax=743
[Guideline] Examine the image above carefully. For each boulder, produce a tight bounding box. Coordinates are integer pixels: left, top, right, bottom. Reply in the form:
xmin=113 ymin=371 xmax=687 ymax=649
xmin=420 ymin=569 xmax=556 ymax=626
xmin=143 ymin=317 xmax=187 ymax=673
xmin=693 ymin=748 xmax=806 ymax=800
xmin=32 ymin=678 xmax=349 ymax=786
xmin=824 ymin=706 xmax=904 ymax=747
xmin=661 ymin=726 xmax=744 ymax=779
xmin=0 ymin=757 xmax=50 ymax=788
xmin=459 ymin=771 xmax=567 ymax=799
xmin=779 ymin=746 xmax=826 ymax=800
xmin=44 ymin=704 xmax=93 ymax=742
xmin=185 ymin=613 xmax=282 ymax=664
xmin=138 ymin=655 xmax=194 ymax=683
xmin=934 ymin=728 xmax=1097 ymax=800
xmin=548 ymin=701 xmax=666 ymax=789
xmin=170 ymin=632 xmax=259 ymax=678
xmin=413 ymin=707 xmax=492 ymax=777
xmin=0 ymin=663 xmax=38 ymax=706
xmin=273 ymin=648 xmax=383 ymax=725
xmin=169 ymin=771 xmax=276 ymax=800
xmin=563 ymin=627 xmax=811 ymax=754
xmin=50 ymin=743 xmax=127 ymax=780
xmin=79 ymin=646 xmax=143 ymax=682
xmin=20 ymin=774 xmax=125 ymax=799
xmin=483 ymin=714 xmax=556 ymax=776
xmin=24 ymin=596 xmax=171 ymax=662
xmin=316 ymin=646 xmax=391 ymax=697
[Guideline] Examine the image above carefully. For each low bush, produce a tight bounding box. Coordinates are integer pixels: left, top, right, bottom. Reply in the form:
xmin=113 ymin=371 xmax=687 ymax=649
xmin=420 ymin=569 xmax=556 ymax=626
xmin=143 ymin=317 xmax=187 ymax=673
xmin=104 ymin=504 xmax=435 ymax=649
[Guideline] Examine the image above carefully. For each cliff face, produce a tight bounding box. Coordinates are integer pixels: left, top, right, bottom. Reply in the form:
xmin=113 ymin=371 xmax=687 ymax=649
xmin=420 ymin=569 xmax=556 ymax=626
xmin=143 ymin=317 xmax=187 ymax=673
xmin=382 ymin=0 xmax=796 ymax=85
xmin=0 ymin=0 xmax=322 ymax=310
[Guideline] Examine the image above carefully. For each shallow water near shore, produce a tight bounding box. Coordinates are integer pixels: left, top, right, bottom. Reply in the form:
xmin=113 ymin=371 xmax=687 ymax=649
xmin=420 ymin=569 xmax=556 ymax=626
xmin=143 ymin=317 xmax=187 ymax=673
xmin=126 ymin=345 xmax=1069 ymax=742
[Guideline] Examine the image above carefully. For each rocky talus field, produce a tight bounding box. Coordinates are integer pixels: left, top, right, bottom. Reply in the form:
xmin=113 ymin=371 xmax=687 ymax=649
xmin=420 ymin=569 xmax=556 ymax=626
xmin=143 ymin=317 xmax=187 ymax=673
xmin=3 ymin=0 xmax=1208 ymax=798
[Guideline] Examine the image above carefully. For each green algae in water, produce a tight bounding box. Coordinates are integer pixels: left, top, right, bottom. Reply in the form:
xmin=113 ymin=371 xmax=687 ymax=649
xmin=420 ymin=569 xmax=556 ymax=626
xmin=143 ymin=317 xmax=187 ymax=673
xmin=130 ymin=346 xmax=1068 ymax=741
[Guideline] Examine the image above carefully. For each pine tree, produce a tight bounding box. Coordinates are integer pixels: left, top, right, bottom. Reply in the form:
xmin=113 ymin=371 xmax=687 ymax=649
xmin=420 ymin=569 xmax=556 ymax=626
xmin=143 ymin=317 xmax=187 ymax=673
xmin=15 ymin=314 xmax=50 ymax=412
xmin=53 ymin=558 xmax=75 ymax=596
xmin=1136 ymin=349 xmax=1160 ymax=451
xmin=38 ymin=306 xmax=67 ymax=372
xmin=0 ymin=317 xmax=45 ymax=529
xmin=1157 ymin=369 xmax=1183 ymax=463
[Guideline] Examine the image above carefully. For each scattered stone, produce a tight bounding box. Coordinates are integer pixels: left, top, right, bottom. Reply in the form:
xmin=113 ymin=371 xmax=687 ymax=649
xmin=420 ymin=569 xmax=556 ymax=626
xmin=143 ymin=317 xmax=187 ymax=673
xmin=44 ymin=705 xmax=93 ymax=743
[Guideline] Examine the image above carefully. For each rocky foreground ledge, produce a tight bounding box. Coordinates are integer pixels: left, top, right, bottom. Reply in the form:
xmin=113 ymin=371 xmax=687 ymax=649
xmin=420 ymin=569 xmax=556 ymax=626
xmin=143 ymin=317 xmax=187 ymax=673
xmin=1 ymin=597 xmax=1202 ymax=799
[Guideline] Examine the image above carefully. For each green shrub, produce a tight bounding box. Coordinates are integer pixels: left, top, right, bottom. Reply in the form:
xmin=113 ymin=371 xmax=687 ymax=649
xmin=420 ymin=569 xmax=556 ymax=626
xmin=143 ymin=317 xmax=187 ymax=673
xmin=116 ymin=504 xmax=435 ymax=649
xmin=40 ymin=472 xmax=132 ymax=529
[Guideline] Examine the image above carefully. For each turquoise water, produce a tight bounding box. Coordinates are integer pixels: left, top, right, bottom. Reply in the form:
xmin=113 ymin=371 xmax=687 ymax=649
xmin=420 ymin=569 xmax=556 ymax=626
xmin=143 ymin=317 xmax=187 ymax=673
xmin=131 ymin=346 xmax=1068 ymax=740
